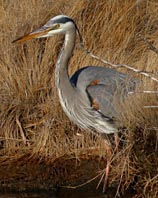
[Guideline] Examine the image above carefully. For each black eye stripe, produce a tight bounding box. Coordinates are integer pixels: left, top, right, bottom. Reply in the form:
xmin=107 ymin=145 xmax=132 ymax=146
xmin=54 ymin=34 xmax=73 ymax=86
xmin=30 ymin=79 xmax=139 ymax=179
xmin=45 ymin=17 xmax=78 ymax=30
xmin=53 ymin=17 xmax=74 ymax=23
xmin=53 ymin=17 xmax=75 ymax=25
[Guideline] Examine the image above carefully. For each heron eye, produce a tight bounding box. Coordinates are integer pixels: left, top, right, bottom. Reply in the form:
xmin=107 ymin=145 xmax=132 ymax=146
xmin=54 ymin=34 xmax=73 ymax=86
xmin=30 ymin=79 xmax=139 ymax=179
xmin=53 ymin=23 xmax=60 ymax=29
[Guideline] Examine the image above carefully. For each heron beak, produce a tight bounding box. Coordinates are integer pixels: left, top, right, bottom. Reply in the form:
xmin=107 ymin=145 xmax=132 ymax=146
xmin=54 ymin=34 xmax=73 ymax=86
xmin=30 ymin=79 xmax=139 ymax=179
xmin=12 ymin=27 xmax=51 ymax=43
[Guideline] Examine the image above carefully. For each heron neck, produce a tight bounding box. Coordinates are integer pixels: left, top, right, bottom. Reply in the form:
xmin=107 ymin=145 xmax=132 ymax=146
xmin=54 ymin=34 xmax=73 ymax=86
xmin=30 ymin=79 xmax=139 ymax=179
xmin=55 ymin=28 xmax=76 ymax=104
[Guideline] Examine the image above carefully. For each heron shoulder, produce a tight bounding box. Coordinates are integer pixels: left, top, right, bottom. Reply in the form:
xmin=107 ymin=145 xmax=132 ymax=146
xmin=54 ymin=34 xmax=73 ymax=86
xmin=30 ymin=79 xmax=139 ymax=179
xmin=70 ymin=66 xmax=128 ymax=90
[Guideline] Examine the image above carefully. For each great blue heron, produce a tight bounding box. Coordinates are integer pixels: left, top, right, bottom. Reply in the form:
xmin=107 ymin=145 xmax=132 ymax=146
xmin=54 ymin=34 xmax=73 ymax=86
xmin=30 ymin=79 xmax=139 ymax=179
xmin=13 ymin=15 xmax=136 ymax=192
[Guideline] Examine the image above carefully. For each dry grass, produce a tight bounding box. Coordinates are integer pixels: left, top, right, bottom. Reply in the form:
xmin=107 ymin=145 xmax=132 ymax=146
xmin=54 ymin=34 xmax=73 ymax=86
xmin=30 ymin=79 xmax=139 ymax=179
xmin=0 ymin=0 xmax=158 ymax=197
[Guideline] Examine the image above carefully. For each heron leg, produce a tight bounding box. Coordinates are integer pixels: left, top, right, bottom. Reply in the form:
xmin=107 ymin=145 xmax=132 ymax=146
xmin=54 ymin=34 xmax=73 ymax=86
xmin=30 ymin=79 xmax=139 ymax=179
xmin=98 ymin=134 xmax=119 ymax=192
xmin=96 ymin=139 xmax=112 ymax=192
xmin=102 ymin=139 xmax=112 ymax=192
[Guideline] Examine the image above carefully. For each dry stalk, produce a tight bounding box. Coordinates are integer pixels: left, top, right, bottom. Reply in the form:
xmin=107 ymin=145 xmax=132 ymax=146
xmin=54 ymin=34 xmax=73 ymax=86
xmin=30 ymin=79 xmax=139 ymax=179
xmin=140 ymin=35 xmax=158 ymax=55
xmin=16 ymin=116 xmax=29 ymax=146
xmin=128 ymin=91 xmax=158 ymax=108
xmin=61 ymin=171 xmax=103 ymax=189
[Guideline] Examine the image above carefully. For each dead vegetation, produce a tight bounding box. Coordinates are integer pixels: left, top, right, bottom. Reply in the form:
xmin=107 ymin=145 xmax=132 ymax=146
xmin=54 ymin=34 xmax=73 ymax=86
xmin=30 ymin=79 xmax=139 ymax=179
xmin=0 ymin=0 xmax=158 ymax=197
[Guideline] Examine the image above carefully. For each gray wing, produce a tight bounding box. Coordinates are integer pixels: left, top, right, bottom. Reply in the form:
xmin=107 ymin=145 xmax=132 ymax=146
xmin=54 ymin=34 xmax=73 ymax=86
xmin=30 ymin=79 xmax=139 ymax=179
xmin=70 ymin=66 xmax=136 ymax=121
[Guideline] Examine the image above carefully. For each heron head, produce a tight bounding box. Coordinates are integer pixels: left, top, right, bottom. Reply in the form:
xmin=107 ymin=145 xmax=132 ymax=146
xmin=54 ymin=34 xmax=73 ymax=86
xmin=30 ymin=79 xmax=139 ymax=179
xmin=12 ymin=15 xmax=77 ymax=43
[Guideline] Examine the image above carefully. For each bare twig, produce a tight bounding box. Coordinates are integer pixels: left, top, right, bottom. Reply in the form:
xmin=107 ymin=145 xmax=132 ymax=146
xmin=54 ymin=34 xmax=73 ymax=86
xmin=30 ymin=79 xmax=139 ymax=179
xmin=144 ymin=106 xmax=158 ymax=108
xmin=79 ymin=44 xmax=158 ymax=83
xmin=141 ymin=36 xmax=158 ymax=55
xmin=128 ymin=91 xmax=158 ymax=94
